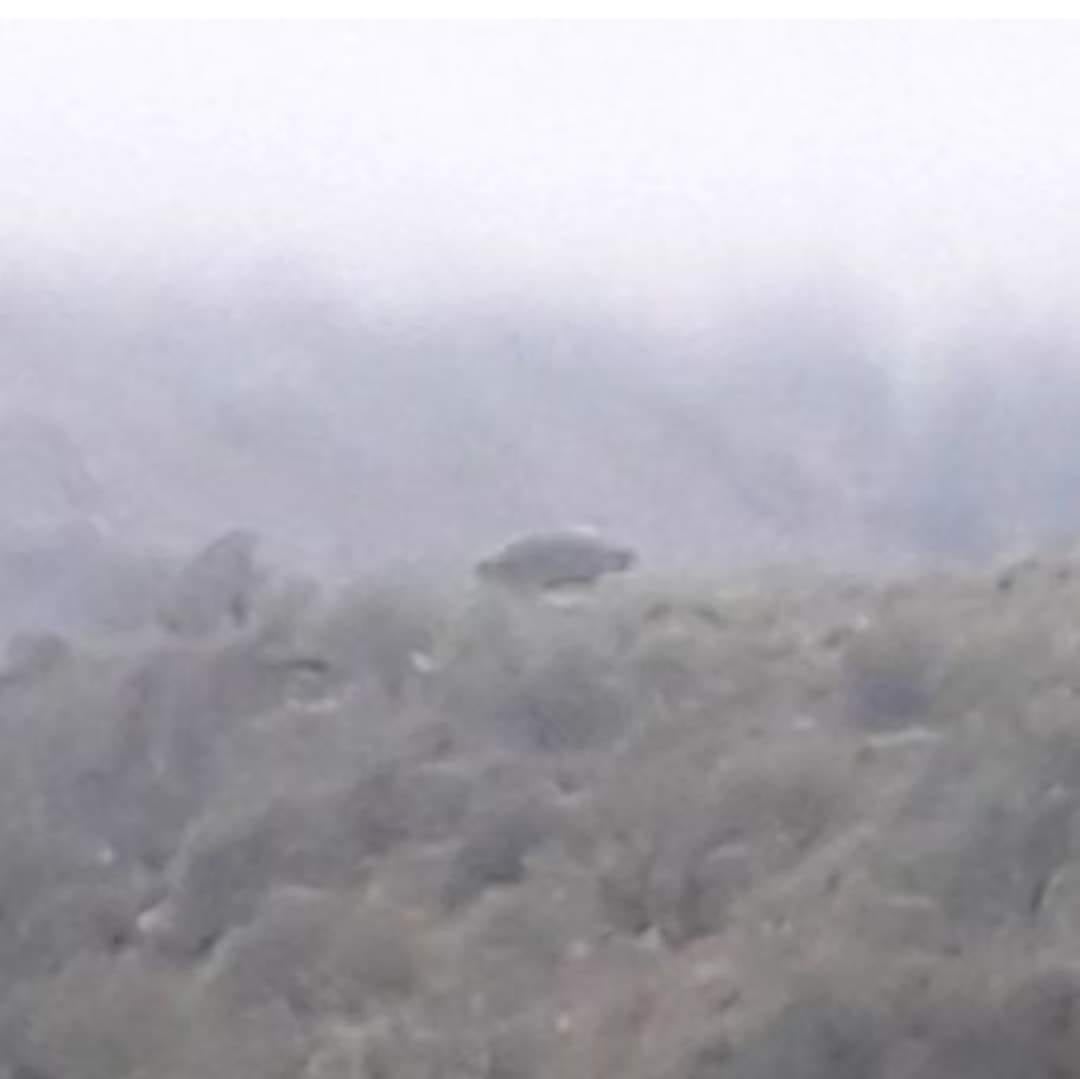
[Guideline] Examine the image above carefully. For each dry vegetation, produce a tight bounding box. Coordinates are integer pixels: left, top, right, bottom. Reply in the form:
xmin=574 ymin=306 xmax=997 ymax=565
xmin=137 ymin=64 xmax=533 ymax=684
xmin=5 ymin=542 xmax=1080 ymax=1076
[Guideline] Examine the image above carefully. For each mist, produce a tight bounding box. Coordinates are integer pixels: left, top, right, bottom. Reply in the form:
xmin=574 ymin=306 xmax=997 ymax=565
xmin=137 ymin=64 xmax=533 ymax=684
xmin=13 ymin=22 xmax=1080 ymax=1077
xmin=5 ymin=21 xmax=1080 ymax=314
xmin=2 ymin=21 xmax=1080 ymax=609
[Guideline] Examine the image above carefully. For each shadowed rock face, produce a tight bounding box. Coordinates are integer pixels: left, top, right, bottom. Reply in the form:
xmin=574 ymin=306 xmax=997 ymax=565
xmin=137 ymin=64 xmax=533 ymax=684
xmin=0 ymin=412 xmax=103 ymax=530
xmin=475 ymin=529 xmax=637 ymax=591
xmin=1 ymin=631 xmax=72 ymax=684
xmin=159 ymin=529 xmax=261 ymax=638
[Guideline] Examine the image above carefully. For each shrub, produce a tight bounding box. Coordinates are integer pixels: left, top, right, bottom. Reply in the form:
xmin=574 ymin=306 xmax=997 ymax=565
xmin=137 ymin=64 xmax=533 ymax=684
xmin=442 ymin=798 xmax=559 ymax=911
xmin=868 ymin=723 xmax=1080 ymax=937
xmin=0 ymin=954 xmax=188 ymax=1079
xmin=594 ymin=736 xmax=852 ymax=946
xmin=842 ymin=617 xmax=939 ymax=732
xmin=204 ymin=886 xmax=419 ymax=1019
xmin=144 ymin=790 xmax=376 ymax=960
xmin=707 ymin=995 xmax=886 ymax=1079
xmin=899 ymin=967 xmax=1080 ymax=1079
xmin=303 ymin=577 xmax=444 ymax=703
xmin=435 ymin=596 xmax=631 ymax=753
xmin=2 ymin=874 xmax=150 ymax=983
xmin=507 ymin=644 xmax=628 ymax=752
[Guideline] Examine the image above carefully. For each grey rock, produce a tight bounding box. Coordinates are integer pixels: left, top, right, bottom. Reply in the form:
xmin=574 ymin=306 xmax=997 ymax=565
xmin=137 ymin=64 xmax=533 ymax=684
xmin=160 ymin=529 xmax=262 ymax=637
xmin=476 ymin=528 xmax=636 ymax=591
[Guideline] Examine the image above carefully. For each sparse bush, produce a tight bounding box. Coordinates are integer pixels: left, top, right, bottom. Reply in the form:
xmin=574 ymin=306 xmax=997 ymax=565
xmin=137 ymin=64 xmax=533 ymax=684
xmin=709 ymin=995 xmax=886 ymax=1079
xmin=868 ymin=723 xmax=1080 ymax=937
xmin=898 ymin=966 xmax=1080 ymax=1079
xmin=842 ymin=617 xmax=939 ymax=732
xmin=628 ymin=622 xmax=711 ymax=709
xmin=163 ymin=1000 xmax=311 ymax=1079
xmin=2 ymin=873 xmax=151 ymax=983
xmin=0 ymin=837 xmax=156 ymax=1005
xmin=0 ymin=954 xmax=189 ymax=1079
xmin=435 ymin=596 xmax=631 ymax=752
xmin=483 ymin=1014 xmax=554 ymax=1079
xmin=151 ymin=749 xmax=459 ymax=960
xmin=204 ymin=886 xmax=419 ymax=1019
xmin=508 ymin=643 xmax=628 ymax=752
xmin=468 ymin=640 xmax=628 ymax=753
xmin=66 ymin=635 xmax=321 ymax=868
xmin=444 ymin=860 xmax=600 ymax=1024
xmin=333 ymin=760 xmax=423 ymax=856
xmin=594 ymin=736 xmax=852 ymax=946
xmin=389 ymin=761 xmax=474 ymax=844
xmin=303 ymin=577 xmax=444 ymax=702
xmin=146 ymin=792 xmax=372 ymax=959
xmin=596 ymin=842 xmax=654 ymax=937
xmin=442 ymin=798 xmax=558 ymax=911
xmin=360 ymin=1020 xmax=495 ymax=1079
xmin=303 ymin=1025 xmax=371 ymax=1079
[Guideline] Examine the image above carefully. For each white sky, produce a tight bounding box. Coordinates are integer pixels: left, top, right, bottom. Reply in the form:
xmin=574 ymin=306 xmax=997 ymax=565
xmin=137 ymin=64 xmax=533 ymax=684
xmin=1 ymin=21 xmax=1079 ymax=329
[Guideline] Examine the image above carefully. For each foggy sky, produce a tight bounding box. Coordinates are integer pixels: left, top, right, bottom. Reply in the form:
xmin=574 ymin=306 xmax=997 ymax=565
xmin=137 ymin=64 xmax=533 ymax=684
xmin=2 ymin=21 xmax=1079 ymax=335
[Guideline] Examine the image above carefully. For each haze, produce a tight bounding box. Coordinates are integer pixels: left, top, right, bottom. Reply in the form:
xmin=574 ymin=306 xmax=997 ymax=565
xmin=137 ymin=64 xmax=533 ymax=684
xmin=2 ymin=20 xmax=1080 ymax=617
xmin=9 ymin=24 xmax=1080 ymax=1076
xmin=3 ymin=22 xmax=1078 ymax=321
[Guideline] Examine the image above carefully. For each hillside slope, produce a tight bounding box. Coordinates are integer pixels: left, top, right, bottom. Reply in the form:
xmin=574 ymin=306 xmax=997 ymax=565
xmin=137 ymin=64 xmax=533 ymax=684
xmin=3 ymin=540 xmax=1080 ymax=1076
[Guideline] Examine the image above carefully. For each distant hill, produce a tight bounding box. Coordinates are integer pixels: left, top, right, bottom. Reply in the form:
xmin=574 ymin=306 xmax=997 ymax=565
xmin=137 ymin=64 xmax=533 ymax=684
xmin=4 ymin=273 xmax=1080 ymax=577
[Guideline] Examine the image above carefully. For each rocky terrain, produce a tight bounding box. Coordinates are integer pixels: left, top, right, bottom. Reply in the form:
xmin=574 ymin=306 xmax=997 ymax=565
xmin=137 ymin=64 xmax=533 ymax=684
xmin=3 ymin=531 xmax=1080 ymax=1077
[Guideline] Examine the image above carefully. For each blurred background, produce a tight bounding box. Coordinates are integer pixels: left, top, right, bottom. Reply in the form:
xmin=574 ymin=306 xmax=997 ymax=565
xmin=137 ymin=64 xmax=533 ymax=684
xmin=2 ymin=21 xmax=1079 ymax=610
